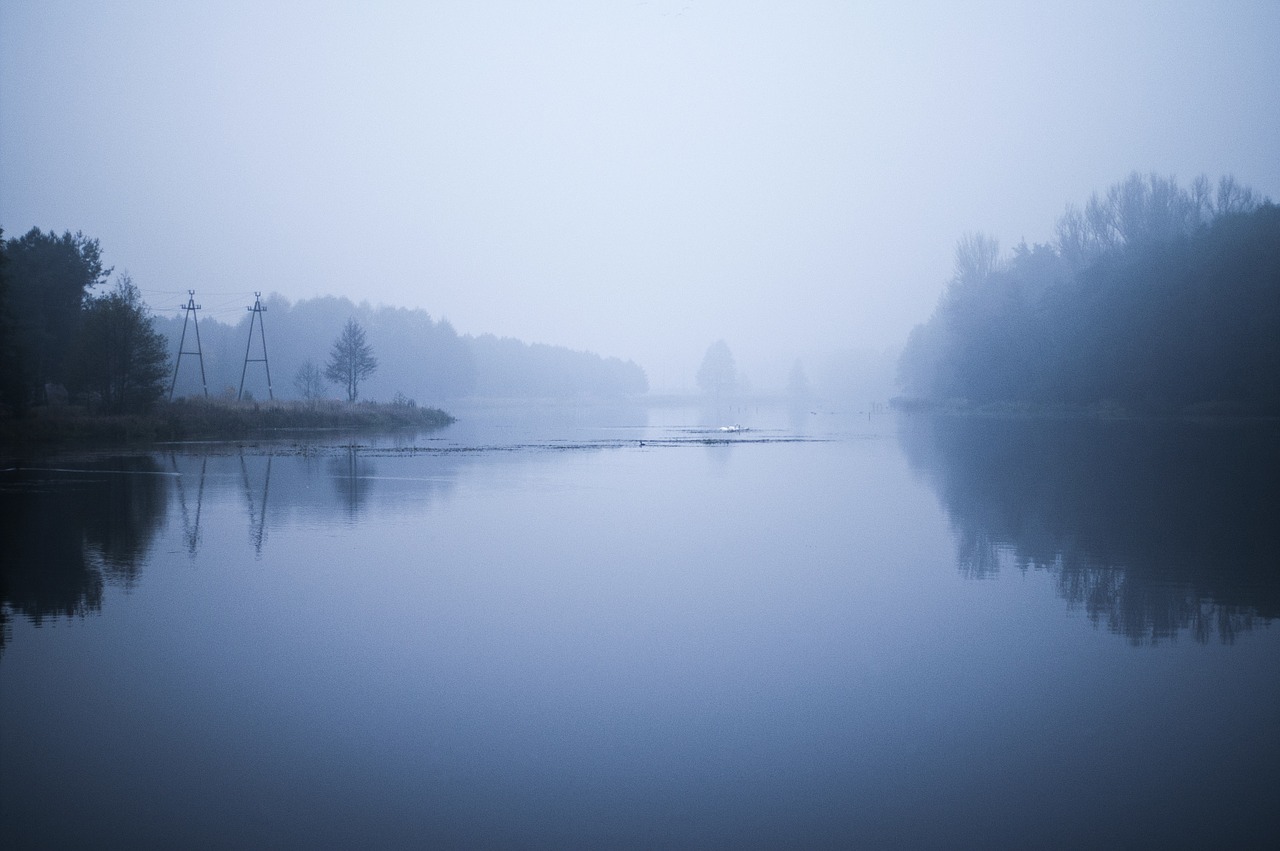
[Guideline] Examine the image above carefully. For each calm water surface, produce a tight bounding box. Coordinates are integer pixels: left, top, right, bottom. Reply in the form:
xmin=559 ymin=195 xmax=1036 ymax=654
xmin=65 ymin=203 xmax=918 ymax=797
xmin=3 ymin=406 xmax=1278 ymax=848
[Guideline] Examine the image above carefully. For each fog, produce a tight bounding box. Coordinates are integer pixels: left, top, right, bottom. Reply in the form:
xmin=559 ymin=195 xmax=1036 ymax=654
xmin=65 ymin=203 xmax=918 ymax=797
xmin=3 ymin=1 xmax=1278 ymax=390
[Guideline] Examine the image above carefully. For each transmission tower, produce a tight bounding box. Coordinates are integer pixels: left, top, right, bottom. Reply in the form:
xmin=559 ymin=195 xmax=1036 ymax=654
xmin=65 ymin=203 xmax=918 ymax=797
xmin=169 ymin=290 xmax=208 ymax=400
xmin=238 ymin=292 xmax=274 ymax=401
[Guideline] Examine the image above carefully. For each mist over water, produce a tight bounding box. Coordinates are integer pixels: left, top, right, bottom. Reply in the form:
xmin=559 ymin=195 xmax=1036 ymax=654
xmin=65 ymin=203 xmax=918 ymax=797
xmin=4 ymin=2 xmax=1279 ymax=845
xmin=4 ymin=408 xmax=1278 ymax=847
xmin=5 ymin=3 xmax=1279 ymax=388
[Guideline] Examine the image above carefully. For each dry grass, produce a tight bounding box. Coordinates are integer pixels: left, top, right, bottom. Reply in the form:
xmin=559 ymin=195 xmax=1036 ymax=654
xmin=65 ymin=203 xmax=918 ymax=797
xmin=0 ymin=397 xmax=454 ymax=450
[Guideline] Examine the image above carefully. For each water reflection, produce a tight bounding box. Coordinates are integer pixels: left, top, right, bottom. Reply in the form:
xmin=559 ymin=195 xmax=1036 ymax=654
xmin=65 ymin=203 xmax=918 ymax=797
xmin=0 ymin=446 xmax=458 ymax=649
xmin=899 ymin=415 xmax=1280 ymax=643
xmin=238 ymin=453 xmax=271 ymax=553
xmin=169 ymin=453 xmax=207 ymax=556
xmin=329 ymin=445 xmax=374 ymax=519
xmin=0 ymin=457 xmax=170 ymax=652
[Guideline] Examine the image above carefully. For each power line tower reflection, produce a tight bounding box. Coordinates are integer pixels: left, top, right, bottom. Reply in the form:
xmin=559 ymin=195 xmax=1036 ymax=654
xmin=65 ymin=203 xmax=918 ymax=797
xmin=170 ymin=454 xmax=208 ymax=556
xmin=240 ymin=452 xmax=272 ymax=556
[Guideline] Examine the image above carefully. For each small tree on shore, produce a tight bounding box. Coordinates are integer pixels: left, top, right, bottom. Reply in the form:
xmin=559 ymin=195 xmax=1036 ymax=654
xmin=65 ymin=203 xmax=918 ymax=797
xmin=324 ymin=319 xmax=377 ymax=402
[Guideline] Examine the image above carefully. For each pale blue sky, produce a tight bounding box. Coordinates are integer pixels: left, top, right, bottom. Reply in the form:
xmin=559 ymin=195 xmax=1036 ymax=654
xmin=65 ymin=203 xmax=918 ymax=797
xmin=3 ymin=1 xmax=1278 ymax=389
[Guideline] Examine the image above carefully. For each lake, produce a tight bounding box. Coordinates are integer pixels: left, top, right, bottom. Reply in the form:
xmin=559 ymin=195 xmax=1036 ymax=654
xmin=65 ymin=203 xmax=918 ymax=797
xmin=3 ymin=405 xmax=1278 ymax=848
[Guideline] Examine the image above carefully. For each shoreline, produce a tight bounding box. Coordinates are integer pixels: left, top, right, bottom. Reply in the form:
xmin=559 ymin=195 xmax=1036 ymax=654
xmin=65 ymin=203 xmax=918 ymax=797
xmin=0 ymin=398 xmax=455 ymax=456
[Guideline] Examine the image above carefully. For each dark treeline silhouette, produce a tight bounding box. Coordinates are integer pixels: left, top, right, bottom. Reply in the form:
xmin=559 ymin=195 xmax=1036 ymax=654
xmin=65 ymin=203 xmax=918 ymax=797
xmin=0 ymin=457 xmax=169 ymax=653
xmin=899 ymin=174 xmax=1279 ymax=413
xmin=1 ymin=229 xmax=109 ymax=392
xmin=0 ymin=228 xmax=172 ymax=414
xmin=899 ymin=414 xmax=1280 ymax=644
xmin=159 ymin=294 xmax=647 ymax=402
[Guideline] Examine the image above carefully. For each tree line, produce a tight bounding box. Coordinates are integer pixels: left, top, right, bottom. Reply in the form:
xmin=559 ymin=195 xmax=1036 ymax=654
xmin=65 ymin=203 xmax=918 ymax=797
xmin=0 ymin=227 xmax=649 ymax=417
xmin=0 ymin=227 xmax=168 ymax=414
xmin=898 ymin=173 xmax=1279 ymax=414
xmin=160 ymin=294 xmax=648 ymax=404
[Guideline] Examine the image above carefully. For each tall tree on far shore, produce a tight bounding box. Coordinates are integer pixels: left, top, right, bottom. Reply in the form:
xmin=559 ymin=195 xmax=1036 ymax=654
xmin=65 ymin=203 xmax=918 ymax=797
xmin=4 ymin=228 xmax=111 ymax=390
xmin=0 ymin=228 xmax=29 ymax=413
xmin=696 ymin=340 xmax=738 ymax=397
xmin=325 ymin=318 xmax=378 ymax=402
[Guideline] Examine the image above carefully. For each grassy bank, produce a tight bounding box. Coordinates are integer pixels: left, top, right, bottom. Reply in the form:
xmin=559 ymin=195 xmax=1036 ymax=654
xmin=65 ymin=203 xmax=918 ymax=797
xmin=0 ymin=397 xmax=455 ymax=450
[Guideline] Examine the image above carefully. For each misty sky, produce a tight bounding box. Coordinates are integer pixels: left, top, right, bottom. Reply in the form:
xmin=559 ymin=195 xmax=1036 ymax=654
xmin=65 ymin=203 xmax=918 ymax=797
xmin=3 ymin=1 xmax=1278 ymax=390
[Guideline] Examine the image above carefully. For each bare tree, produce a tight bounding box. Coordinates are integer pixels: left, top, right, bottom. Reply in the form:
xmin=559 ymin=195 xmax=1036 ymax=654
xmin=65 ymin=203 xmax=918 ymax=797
xmin=1105 ymin=172 xmax=1199 ymax=246
xmin=1214 ymin=175 xmax=1261 ymax=216
xmin=1056 ymin=172 xmax=1264 ymax=268
xmin=952 ymin=232 xmax=1002 ymax=288
xmin=324 ymin=319 xmax=377 ymax=402
xmin=293 ymin=359 xmax=326 ymax=405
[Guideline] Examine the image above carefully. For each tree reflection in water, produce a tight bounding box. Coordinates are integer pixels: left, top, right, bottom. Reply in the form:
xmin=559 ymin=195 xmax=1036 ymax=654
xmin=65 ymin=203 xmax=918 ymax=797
xmin=899 ymin=415 xmax=1280 ymax=644
xmin=329 ymin=445 xmax=374 ymax=519
xmin=0 ymin=457 xmax=170 ymax=653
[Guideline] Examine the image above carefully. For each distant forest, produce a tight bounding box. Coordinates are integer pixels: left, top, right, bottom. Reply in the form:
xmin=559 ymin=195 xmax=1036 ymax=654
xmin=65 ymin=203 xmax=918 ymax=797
xmin=899 ymin=174 xmax=1280 ymax=414
xmin=157 ymin=295 xmax=648 ymax=403
xmin=0 ymin=225 xmax=647 ymax=415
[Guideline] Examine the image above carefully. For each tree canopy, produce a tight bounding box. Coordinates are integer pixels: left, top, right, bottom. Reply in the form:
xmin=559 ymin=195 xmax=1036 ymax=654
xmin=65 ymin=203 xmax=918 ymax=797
xmin=70 ymin=275 xmax=170 ymax=413
xmin=3 ymin=228 xmax=110 ymax=391
xmin=0 ymin=229 xmax=27 ymax=412
xmin=898 ymin=173 xmax=1279 ymax=414
xmin=0 ymin=228 xmax=176 ymax=415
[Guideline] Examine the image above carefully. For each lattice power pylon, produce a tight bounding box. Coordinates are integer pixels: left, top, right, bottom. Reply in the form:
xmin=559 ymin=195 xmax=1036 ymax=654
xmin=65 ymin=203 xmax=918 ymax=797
xmin=238 ymin=292 xmax=274 ymax=401
xmin=169 ymin=290 xmax=209 ymax=400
